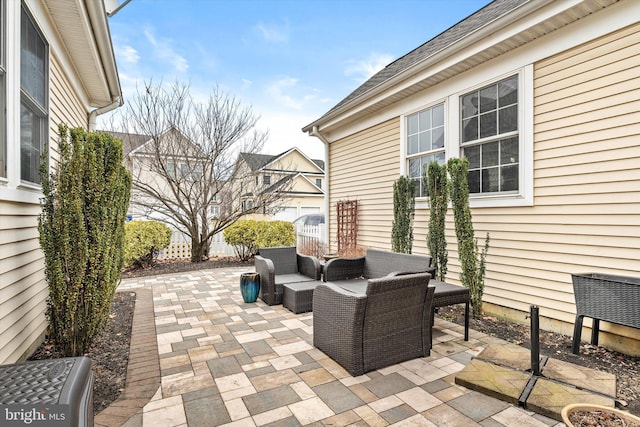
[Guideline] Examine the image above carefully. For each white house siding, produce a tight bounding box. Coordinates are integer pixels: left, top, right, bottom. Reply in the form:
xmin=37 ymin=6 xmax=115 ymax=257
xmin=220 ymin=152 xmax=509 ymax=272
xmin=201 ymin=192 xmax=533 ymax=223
xmin=0 ymin=53 xmax=90 ymax=364
xmin=329 ymin=118 xmax=402 ymax=252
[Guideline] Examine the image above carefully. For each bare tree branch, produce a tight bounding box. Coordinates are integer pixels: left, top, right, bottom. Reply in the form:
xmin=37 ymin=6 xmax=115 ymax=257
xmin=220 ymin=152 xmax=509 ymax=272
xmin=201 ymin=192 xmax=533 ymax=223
xmin=108 ymin=80 xmax=291 ymax=262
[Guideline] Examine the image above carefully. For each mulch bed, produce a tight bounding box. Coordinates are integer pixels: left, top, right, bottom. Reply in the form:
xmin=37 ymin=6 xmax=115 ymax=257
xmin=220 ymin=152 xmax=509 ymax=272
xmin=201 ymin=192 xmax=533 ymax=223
xmin=28 ymin=258 xmax=639 ymax=418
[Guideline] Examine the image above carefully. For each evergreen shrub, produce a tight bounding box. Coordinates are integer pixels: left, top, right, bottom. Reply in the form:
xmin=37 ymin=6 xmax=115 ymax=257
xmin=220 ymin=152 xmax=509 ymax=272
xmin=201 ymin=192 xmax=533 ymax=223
xmin=391 ymin=176 xmax=415 ymax=254
xmin=38 ymin=125 xmax=131 ymax=356
xmin=124 ymin=220 xmax=172 ymax=268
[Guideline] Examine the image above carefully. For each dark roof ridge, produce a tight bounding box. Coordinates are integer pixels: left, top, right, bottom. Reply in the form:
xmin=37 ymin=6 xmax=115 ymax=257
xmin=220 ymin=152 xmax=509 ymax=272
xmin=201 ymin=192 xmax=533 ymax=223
xmin=311 ymin=0 xmax=529 ymax=123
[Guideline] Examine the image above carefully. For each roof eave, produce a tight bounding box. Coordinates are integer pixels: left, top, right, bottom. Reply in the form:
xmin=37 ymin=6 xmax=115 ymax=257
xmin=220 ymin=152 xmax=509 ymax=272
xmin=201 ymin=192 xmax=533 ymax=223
xmin=44 ymin=0 xmax=121 ymax=106
xmin=302 ymin=0 xmax=557 ymax=134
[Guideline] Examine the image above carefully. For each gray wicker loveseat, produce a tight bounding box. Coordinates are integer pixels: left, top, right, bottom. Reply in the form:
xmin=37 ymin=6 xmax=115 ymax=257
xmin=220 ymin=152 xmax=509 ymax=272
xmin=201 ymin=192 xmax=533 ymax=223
xmin=254 ymin=246 xmax=322 ymax=305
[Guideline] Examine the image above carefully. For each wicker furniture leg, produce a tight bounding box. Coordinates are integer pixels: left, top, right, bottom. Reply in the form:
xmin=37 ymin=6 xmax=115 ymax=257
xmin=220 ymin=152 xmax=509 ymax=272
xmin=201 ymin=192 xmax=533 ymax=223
xmin=572 ymin=314 xmax=584 ymax=354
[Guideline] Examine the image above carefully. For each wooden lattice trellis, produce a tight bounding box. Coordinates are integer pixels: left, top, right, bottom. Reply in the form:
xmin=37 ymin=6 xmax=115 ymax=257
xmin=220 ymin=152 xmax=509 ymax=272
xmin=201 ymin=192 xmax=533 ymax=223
xmin=337 ymin=200 xmax=358 ymax=252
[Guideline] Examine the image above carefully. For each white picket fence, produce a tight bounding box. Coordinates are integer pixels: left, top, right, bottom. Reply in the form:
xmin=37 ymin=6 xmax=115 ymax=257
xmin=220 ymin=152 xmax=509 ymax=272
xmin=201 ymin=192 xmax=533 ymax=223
xmin=296 ymin=224 xmax=326 ymax=252
xmin=157 ymin=224 xmax=325 ymax=261
xmin=157 ymin=230 xmax=235 ymax=260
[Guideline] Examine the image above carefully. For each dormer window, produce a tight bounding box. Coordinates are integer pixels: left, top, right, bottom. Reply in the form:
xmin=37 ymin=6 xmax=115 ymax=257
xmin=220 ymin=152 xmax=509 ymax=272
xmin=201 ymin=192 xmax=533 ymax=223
xmin=263 ymin=175 xmax=271 ymax=185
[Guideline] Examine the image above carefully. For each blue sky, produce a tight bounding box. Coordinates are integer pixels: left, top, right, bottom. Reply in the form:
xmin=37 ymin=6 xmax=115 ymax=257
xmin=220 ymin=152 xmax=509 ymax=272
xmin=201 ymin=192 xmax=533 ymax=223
xmin=101 ymin=0 xmax=491 ymax=160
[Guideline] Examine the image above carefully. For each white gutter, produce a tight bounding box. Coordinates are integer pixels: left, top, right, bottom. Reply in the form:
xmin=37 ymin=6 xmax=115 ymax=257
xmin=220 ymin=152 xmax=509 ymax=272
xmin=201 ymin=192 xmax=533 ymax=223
xmin=88 ymin=96 xmax=123 ymax=131
xmin=310 ymin=126 xmax=330 ymax=249
xmin=85 ymin=0 xmax=124 ymax=131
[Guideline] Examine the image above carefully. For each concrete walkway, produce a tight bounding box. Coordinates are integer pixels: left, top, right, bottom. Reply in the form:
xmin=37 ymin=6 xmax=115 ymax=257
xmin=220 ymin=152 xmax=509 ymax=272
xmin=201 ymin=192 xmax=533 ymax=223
xmin=96 ymin=267 xmax=565 ymax=427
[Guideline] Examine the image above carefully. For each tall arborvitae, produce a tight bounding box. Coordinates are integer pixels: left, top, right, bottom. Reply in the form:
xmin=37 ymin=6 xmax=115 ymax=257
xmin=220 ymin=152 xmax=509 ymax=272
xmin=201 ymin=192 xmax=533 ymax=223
xmin=391 ymin=176 xmax=416 ymax=254
xmin=39 ymin=125 xmax=131 ymax=356
xmin=447 ymin=157 xmax=489 ymax=318
xmin=426 ymin=161 xmax=448 ymax=281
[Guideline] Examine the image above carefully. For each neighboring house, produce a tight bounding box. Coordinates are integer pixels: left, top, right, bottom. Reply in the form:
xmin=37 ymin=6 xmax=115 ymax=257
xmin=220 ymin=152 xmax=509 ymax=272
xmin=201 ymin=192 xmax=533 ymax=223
xmin=237 ymin=148 xmax=325 ymax=221
xmin=104 ymin=128 xmax=228 ymax=223
xmin=303 ymin=0 xmax=640 ymax=354
xmin=0 ymin=0 xmax=122 ymax=363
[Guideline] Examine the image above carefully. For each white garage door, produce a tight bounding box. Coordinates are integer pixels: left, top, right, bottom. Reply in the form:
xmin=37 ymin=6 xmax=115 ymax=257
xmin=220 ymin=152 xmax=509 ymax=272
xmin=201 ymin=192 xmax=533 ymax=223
xmin=274 ymin=207 xmax=298 ymax=222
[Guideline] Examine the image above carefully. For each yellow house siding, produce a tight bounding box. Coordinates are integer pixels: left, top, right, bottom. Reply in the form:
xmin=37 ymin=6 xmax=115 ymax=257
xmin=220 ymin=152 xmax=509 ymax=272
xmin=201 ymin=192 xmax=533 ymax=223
xmin=326 ymin=23 xmax=640 ymax=351
xmin=471 ymin=23 xmax=640 ymax=345
xmin=329 ymin=118 xmax=400 ymax=251
xmin=0 ymin=52 xmax=94 ymax=364
xmin=0 ymin=202 xmax=47 ymax=363
xmin=50 ymin=53 xmax=88 ymax=132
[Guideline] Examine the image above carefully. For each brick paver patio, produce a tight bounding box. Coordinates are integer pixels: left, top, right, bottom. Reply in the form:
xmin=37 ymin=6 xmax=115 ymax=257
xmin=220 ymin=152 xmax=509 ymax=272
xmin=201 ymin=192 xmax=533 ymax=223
xmin=96 ymin=267 xmax=565 ymax=427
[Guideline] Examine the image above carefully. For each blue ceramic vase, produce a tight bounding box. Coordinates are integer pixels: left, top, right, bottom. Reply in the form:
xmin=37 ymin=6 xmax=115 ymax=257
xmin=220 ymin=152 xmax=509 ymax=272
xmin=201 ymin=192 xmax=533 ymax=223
xmin=240 ymin=273 xmax=260 ymax=303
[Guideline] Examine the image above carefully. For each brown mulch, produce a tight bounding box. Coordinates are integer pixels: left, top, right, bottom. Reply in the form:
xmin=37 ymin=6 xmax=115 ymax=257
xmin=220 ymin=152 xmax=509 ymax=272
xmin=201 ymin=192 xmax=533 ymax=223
xmin=29 ymin=258 xmax=639 ymax=418
xmin=438 ymin=305 xmax=640 ymax=416
xmin=28 ymin=291 xmax=136 ymax=414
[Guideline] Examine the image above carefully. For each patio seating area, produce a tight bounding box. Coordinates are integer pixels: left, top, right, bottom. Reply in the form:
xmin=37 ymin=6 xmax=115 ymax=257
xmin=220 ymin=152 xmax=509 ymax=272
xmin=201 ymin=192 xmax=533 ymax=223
xmin=98 ymin=267 xmax=564 ymax=427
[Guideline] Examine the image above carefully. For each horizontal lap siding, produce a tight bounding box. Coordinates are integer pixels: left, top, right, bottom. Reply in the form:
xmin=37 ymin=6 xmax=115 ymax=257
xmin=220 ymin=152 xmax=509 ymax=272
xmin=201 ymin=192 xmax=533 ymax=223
xmin=0 ymin=202 xmax=48 ymax=363
xmin=478 ymin=23 xmax=640 ymax=339
xmin=0 ymin=55 xmax=89 ymax=364
xmin=329 ymin=118 xmax=400 ymax=251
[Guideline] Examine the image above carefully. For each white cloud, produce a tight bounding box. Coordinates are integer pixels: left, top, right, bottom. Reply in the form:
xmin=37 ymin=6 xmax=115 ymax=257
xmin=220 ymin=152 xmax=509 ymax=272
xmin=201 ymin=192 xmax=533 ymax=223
xmin=266 ymin=77 xmax=304 ymax=110
xmin=256 ymin=20 xmax=290 ymax=43
xmin=241 ymin=79 xmax=253 ymax=90
xmin=118 ymin=44 xmax=140 ymax=63
xmin=257 ymin=110 xmax=325 ymax=160
xmin=345 ymin=52 xmax=394 ymax=83
xmin=144 ymin=27 xmax=189 ymax=73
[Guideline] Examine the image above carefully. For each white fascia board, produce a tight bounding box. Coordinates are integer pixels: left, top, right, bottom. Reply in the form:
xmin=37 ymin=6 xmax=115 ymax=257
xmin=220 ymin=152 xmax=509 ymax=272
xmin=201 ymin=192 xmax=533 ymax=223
xmin=324 ymin=0 xmax=637 ymax=142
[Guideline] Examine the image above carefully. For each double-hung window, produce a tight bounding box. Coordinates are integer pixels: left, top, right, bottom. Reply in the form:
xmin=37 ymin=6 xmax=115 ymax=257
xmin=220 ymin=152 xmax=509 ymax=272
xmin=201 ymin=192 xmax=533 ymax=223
xmin=20 ymin=5 xmax=48 ymax=184
xmin=406 ymin=103 xmax=445 ymax=197
xmin=460 ymin=75 xmax=519 ymax=194
xmin=0 ymin=0 xmax=6 ymax=178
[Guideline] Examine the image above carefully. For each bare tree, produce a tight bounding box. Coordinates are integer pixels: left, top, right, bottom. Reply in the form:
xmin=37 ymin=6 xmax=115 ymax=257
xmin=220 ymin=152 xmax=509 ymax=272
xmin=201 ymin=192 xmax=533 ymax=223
xmin=112 ymin=81 xmax=289 ymax=262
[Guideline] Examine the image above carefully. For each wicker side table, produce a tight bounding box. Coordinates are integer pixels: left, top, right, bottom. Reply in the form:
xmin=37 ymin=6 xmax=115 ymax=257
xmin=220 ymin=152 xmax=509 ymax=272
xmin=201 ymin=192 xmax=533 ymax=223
xmin=283 ymin=281 xmax=322 ymax=313
xmin=430 ymin=280 xmax=470 ymax=341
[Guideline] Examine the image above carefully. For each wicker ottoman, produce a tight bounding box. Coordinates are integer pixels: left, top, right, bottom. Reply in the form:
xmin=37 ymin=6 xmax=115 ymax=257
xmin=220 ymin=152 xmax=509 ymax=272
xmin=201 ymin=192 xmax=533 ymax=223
xmin=283 ymin=281 xmax=321 ymax=313
xmin=431 ymin=280 xmax=470 ymax=341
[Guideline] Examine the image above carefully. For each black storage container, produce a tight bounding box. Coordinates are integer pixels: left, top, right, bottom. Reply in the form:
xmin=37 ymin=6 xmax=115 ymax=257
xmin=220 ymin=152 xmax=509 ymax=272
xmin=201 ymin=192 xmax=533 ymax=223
xmin=0 ymin=357 xmax=93 ymax=426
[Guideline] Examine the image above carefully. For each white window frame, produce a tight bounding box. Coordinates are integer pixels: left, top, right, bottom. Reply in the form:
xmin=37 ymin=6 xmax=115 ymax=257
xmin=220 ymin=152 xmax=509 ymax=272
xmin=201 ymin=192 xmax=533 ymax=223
xmin=0 ymin=1 xmax=50 ymax=203
xmin=19 ymin=3 xmax=48 ymax=186
xmin=404 ymin=101 xmax=446 ymax=197
xmin=401 ymin=65 xmax=533 ymax=209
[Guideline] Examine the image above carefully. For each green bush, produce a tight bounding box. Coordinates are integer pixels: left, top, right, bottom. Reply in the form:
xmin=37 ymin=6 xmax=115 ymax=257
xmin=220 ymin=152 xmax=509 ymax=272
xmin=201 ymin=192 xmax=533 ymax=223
xmin=391 ymin=176 xmax=415 ymax=254
xmin=256 ymin=220 xmax=295 ymax=249
xmin=426 ymin=161 xmax=448 ymax=281
xmin=39 ymin=125 xmax=131 ymax=356
xmin=448 ymin=157 xmax=489 ymax=318
xmin=124 ymin=221 xmax=172 ymax=268
xmin=224 ymin=220 xmax=259 ymax=261
xmin=224 ymin=219 xmax=295 ymax=260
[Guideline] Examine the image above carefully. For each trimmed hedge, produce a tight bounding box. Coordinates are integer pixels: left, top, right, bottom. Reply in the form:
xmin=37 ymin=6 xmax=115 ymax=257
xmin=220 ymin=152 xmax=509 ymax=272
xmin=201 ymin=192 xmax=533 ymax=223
xmin=224 ymin=220 xmax=295 ymax=261
xmin=124 ymin=220 xmax=172 ymax=268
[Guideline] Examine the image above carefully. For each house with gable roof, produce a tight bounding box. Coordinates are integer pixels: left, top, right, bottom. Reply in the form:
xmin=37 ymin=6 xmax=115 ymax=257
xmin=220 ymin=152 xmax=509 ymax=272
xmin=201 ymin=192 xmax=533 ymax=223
xmin=238 ymin=148 xmax=325 ymax=222
xmin=304 ymin=0 xmax=640 ymax=354
xmin=0 ymin=0 xmax=122 ymax=364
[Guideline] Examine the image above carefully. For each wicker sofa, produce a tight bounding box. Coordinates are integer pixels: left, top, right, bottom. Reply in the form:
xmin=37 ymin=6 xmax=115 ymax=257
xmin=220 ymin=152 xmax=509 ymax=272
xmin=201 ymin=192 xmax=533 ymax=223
xmin=254 ymin=246 xmax=322 ymax=305
xmin=313 ymin=272 xmax=435 ymax=376
xmin=322 ymin=248 xmax=434 ymax=281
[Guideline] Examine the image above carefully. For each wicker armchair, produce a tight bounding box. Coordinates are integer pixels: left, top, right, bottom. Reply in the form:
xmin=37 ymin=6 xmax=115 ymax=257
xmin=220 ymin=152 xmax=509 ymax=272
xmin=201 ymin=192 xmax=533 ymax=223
xmin=323 ymin=248 xmax=434 ymax=281
xmin=255 ymin=246 xmax=322 ymax=305
xmin=313 ymin=272 xmax=435 ymax=376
